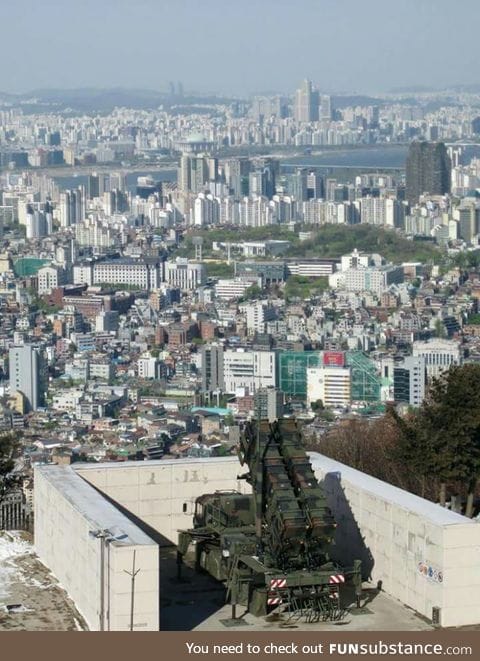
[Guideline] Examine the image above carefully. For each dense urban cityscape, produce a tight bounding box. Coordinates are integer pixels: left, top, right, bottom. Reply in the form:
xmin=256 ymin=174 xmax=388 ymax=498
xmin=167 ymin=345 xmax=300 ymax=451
xmin=2 ymin=0 xmax=480 ymax=634
xmin=1 ymin=82 xmax=480 ymax=472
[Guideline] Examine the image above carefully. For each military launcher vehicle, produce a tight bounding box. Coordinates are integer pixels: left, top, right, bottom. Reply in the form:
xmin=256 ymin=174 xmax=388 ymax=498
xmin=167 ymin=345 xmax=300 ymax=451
xmin=177 ymin=418 xmax=362 ymax=622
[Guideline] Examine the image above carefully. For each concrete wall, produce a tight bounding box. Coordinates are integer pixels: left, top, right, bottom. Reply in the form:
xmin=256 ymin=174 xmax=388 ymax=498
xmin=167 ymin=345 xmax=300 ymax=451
xmin=35 ymin=455 xmax=480 ymax=629
xmin=310 ymin=454 xmax=480 ymax=628
xmin=34 ymin=465 xmax=159 ymax=631
xmin=76 ymin=457 xmax=251 ymax=545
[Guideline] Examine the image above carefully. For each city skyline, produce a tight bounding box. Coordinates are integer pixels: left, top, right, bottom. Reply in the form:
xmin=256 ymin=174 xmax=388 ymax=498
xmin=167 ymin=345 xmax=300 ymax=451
xmin=2 ymin=0 xmax=480 ymax=96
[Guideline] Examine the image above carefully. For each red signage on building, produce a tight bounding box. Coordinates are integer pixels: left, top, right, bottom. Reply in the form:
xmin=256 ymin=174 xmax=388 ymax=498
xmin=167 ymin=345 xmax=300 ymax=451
xmin=323 ymin=351 xmax=345 ymax=367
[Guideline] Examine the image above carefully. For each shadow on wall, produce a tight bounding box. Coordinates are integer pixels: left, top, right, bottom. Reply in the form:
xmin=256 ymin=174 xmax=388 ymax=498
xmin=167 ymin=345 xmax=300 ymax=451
xmin=78 ymin=479 xmax=227 ymax=630
xmin=79 ymin=479 xmax=173 ymax=547
xmin=322 ymin=471 xmax=375 ymax=582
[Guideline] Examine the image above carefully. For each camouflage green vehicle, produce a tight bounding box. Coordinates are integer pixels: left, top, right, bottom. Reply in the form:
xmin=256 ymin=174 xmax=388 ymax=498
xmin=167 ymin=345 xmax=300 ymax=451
xmin=178 ymin=419 xmax=362 ymax=622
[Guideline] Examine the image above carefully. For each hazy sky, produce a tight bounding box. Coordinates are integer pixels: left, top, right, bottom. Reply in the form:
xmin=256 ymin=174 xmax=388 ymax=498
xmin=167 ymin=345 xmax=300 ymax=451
xmin=2 ymin=0 xmax=478 ymax=96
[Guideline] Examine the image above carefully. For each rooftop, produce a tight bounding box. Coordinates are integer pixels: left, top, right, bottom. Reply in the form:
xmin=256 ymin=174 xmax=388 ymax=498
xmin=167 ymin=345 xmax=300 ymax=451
xmin=35 ymin=464 xmax=155 ymax=546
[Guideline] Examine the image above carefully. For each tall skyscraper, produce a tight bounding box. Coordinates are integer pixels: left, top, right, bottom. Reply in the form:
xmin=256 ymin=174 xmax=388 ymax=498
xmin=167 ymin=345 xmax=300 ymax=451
xmin=248 ymin=158 xmax=278 ymax=198
xmin=9 ymin=344 xmax=46 ymax=412
xmin=178 ymin=154 xmax=192 ymax=192
xmin=405 ymin=141 xmax=451 ymax=205
xmin=177 ymin=154 xmax=211 ymax=194
xmin=87 ymin=172 xmax=110 ymax=199
xmin=286 ymin=168 xmax=308 ymax=201
xmin=59 ymin=187 xmax=86 ymax=227
xmin=320 ymin=95 xmax=332 ymax=121
xmin=294 ymin=79 xmax=319 ymax=122
xmin=223 ymin=158 xmax=251 ymax=198
xmin=307 ymin=170 xmax=324 ymax=199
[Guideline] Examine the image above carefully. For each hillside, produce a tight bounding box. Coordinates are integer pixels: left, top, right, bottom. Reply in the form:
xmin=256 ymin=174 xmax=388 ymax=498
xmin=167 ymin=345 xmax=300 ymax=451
xmin=285 ymin=224 xmax=442 ymax=264
xmin=179 ymin=224 xmax=442 ymax=265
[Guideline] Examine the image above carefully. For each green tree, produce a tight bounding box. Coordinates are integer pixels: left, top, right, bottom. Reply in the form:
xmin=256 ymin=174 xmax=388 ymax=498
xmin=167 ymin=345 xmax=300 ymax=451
xmin=239 ymin=284 xmax=263 ymax=301
xmin=0 ymin=432 xmax=20 ymax=500
xmin=390 ymin=365 xmax=480 ymax=516
xmin=387 ymin=407 xmax=439 ymax=499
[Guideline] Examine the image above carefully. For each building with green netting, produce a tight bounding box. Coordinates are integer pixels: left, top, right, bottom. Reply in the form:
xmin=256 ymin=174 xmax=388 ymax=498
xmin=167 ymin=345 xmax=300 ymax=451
xmin=277 ymin=351 xmax=322 ymax=397
xmin=278 ymin=349 xmax=382 ymax=402
xmin=347 ymin=351 xmax=382 ymax=403
xmin=14 ymin=257 xmax=49 ymax=277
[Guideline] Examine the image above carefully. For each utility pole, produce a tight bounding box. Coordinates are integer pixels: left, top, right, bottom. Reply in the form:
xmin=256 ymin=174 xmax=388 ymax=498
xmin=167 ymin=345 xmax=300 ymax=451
xmin=89 ymin=529 xmax=111 ymax=632
xmin=124 ymin=550 xmax=141 ymax=632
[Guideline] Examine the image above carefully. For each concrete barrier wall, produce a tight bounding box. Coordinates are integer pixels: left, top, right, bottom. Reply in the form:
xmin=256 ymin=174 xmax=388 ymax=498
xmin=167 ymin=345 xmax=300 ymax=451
xmin=310 ymin=454 xmax=480 ymax=628
xmin=34 ymin=465 xmax=159 ymax=631
xmin=37 ymin=455 xmax=480 ymax=628
xmin=76 ymin=457 xmax=251 ymax=545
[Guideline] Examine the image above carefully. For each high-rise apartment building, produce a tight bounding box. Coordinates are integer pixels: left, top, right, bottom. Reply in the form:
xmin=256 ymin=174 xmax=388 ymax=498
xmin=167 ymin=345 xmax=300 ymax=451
xmin=9 ymin=344 xmax=46 ymax=412
xmin=87 ymin=173 xmax=109 ymax=199
xmin=456 ymin=201 xmax=480 ymax=242
xmin=249 ymin=158 xmax=278 ymax=198
xmin=285 ymin=169 xmax=309 ymax=201
xmin=405 ymin=141 xmax=451 ymax=205
xmin=201 ymin=343 xmax=225 ymax=392
xmin=59 ymin=187 xmax=86 ymax=227
xmin=251 ymin=96 xmax=285 ymax=122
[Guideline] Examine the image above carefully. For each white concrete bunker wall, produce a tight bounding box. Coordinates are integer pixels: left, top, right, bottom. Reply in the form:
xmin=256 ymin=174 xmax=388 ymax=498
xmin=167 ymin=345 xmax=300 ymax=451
xmin=76 ymin=457 xmax=251 ymax=544
xmin=34 ymin=467 xmax=159 ymax=631
xmin=311 ymin=455 xmax=480 ymax=628
xmin=53 ymin=455 xmax=480 ymax=629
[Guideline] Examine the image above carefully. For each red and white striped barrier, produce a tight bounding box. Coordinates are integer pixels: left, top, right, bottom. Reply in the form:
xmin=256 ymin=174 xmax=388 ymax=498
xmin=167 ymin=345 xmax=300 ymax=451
xmin=270 ymin=578 xmax=287 ymax=589
xmin=329 ymin=574 xmax=345 ymax=584
xmin=267 ymin=596 xmax=283 ymax=605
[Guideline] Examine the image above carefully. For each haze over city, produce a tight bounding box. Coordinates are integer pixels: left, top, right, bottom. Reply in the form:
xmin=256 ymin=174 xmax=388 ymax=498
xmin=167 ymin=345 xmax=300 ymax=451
xmin=2 ymin=0 xmax=480 ymax=96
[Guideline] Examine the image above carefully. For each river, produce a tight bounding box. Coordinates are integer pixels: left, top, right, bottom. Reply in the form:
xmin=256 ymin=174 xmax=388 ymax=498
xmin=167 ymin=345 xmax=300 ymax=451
xmin=52 ymin=145 xmax=408 ymax=191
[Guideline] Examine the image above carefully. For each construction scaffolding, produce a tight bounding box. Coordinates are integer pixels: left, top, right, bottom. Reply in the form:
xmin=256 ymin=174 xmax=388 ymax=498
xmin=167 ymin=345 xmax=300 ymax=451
xmin=347 ymin=352 xmax=382 ymax=403
xmin=278 ymin=351 xmax=322 ymax=398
